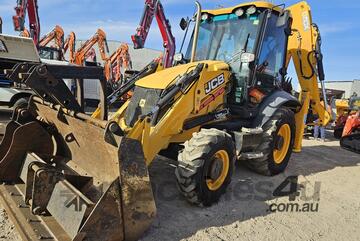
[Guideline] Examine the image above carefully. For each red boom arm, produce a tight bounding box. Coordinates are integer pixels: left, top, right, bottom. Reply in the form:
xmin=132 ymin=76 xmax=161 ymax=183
xmin=132 ymin=0 xmax=175 ymax=68
xmin=13 ymin=0 xmax=40 ymax=45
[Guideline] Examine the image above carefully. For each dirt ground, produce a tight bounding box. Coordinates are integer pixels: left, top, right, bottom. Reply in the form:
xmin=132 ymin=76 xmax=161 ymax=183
xmin=0 ymin=108 xmax=360 ymax=241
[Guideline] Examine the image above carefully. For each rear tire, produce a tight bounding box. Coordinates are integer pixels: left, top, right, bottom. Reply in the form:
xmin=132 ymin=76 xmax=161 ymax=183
xmin=175 ymin=129 xmax=235 ymax=206
xmin=244 ymin=107 xmax=295 ymax=176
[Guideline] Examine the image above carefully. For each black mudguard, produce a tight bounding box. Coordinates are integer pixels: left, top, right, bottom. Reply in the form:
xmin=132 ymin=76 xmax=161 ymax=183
xmin=252 ymin=90 xmax=301 ymax=128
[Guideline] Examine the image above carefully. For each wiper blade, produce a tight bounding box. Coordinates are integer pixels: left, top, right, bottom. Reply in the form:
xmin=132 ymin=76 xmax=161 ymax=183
xmin=226 ymin=52 xmax=241 ymax=64
xmin=242 ymin=33 xmax=251 ymax=53
xmin=226 ymin=33 xmax=251 ymax=65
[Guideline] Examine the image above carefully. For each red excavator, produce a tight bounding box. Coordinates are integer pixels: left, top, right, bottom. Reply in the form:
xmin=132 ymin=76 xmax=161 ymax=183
xmin=13 ymin=0 xmax=75 ymax=61
xmin=37 ymin=25 xmax=65 ymax=60
xmin=132 ymin=0 xmax=175 ymax=68
xmin=13 ymin=0 xmax=40 ymax=45
xmin=104 ymin=43 xmax=132 ymax=85
xmin=38 ymin=25 xmax=64 ymax=49
xmin=63 ymin=31 xmax=76 ymax=63
xmin=74 ymin=29 xmax=109 ymax=66
xmin=339 ymin=97 xmax=360 ymax=153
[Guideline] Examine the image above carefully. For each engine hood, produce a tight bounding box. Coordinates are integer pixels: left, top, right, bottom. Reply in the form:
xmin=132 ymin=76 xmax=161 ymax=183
xmin=135 ymin=60 xmax=229 ymax=90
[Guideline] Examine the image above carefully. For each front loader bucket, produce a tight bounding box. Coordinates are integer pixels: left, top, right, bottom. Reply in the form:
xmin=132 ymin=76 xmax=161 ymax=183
xmin=0 ymin=97 xmax=156 ymax=241
xmin=0 ymin=117 xmax=54 ymax=182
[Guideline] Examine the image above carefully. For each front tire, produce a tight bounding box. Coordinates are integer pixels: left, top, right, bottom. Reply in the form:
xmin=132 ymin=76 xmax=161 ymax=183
xmin=244 ymin=107 xmax=295 ymax=176
xmin=175 ymin=129 xmax=235 ymax=206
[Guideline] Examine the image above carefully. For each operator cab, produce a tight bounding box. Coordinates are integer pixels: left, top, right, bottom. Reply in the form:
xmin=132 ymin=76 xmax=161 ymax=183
xmin=38 ymin=46 xmax=63 ymax=61
xmin=180 ymin=3 xmax=292 ymax=110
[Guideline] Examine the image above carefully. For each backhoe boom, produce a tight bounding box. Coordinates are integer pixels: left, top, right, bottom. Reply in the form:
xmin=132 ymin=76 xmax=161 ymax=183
xmin=132 ymin=0 xmax=176 ymax=68
xmin=286 ymin=2 xmax=331 ymax=151
xmin=74 ymin=29 xmax=109 ymax=65
xmin=13 ymin=0 xmax=40 ymax=44
xmin=63 ymin=31 xmax=76 ymax=63
xmin=38 ymin=25 xmax=64 ymax=49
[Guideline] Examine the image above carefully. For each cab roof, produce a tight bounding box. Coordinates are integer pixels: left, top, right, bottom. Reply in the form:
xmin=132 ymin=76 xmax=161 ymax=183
xmin=204 ymin=1 xmax=283 ymax=15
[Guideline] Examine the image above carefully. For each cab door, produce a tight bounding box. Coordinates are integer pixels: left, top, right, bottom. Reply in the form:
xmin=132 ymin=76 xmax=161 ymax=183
xmin=253 ymin=12 xmax=291 ymax=92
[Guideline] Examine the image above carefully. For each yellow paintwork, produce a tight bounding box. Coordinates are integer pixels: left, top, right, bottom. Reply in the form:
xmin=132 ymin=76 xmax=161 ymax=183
xmin=204 ymin=1 xmax=282 ymax=15
xmin=111 ymin=100 xmax=130 ymax=123
xmin=114 ymin=61 xmax=231 ymax=164
xmin=91 ymin=105 xmax=102 ymax=119
xmin=335 ymin=99 xmax=349 ymax=119
xmin=273 ymin=124 xmax=291 ymax=164
xmin=286 ymin=1 xmax=331 ymax=151
xmin=136 ymin=61 xmax=227 ymax=89
xmin=206 ymin=150 xmax=230 ymax=191
xmin=333 ymin=99 xmax=360 ymax=123
xmin=136 ymin=62 xmax=196 ymax=89
xmin=294 ymin=91 xmax=310 ymax=152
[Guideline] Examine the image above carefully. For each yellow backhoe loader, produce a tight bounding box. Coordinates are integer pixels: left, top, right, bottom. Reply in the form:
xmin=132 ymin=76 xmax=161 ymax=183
xmin=0 ymin=1 xmax=330 ymax=240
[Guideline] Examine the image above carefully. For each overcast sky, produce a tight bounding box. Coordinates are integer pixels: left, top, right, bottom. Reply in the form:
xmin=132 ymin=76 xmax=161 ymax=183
xmin=1 ymin=0 xmax=360 ymax=82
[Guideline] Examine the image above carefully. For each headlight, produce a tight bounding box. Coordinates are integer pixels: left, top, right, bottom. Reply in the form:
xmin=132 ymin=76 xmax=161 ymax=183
xmin=201 ymin=13 xmax=210 ymax=21
xmin=174 ymin=53 xmax=184 ymax=62
xmin=246 ymin=6 xmax=257 ymax=15
xmin=234 ymin=8 xmax=244 ymax=17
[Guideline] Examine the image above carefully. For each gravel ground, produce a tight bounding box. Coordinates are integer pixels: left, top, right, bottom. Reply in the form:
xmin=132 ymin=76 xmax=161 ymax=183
xmin=141 ymin=137 xmax=360 ymax=241
xmin=1 ymin=108 xmax=360 ymax=241
xmin=0 ymin=210 xmax=20 ymax=241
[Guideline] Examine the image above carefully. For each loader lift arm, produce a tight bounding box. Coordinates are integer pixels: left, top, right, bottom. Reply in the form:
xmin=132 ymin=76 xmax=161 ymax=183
xmin=74 ymin=29 xmax=109 ymax=65
xmin=132 ymin=0 xmax=176 ymax=68
xmin=91 ymin=58 xmax=160 ymax=119
xmin=13 ymin=0 xmax=40 ymax=45
xmin=286 ymin=2 xmax=331 ymax=151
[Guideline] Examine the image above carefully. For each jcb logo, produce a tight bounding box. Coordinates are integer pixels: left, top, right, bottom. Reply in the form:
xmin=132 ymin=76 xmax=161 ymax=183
xmin=205 ymin=74 xmax=225 ymax=94
xmin=139 ymin=99 xmax=146 ymax=108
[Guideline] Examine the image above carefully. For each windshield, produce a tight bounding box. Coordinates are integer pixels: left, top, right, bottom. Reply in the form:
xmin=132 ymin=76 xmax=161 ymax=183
xmin=186 ymin=12 xmax=263 ymax=66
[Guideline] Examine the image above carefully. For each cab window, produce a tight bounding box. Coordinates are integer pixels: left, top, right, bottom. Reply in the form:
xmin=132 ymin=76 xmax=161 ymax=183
xmin=255 ymin=13 xmax=288 ymax=91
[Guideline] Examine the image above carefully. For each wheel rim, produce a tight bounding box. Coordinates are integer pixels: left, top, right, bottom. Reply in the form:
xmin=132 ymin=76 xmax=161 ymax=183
xmin=273 ymin=124 xmax=291 ymax=164
xmin=206 ymin=150 xmax=229 ymax=191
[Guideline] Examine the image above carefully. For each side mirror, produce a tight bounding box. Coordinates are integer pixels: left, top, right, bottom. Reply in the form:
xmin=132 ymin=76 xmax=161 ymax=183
xmin=276 ymin=10 xmax=291 ymax=27
xmin=180 ymin=18 xmax=188 ymax=31
xmin=240 ymin=52 xmax=255 ymax=63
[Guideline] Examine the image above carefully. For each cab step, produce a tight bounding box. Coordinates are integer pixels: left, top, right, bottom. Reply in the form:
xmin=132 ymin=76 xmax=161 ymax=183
xmin=239 ymin=152 xmax=264 ymax=160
